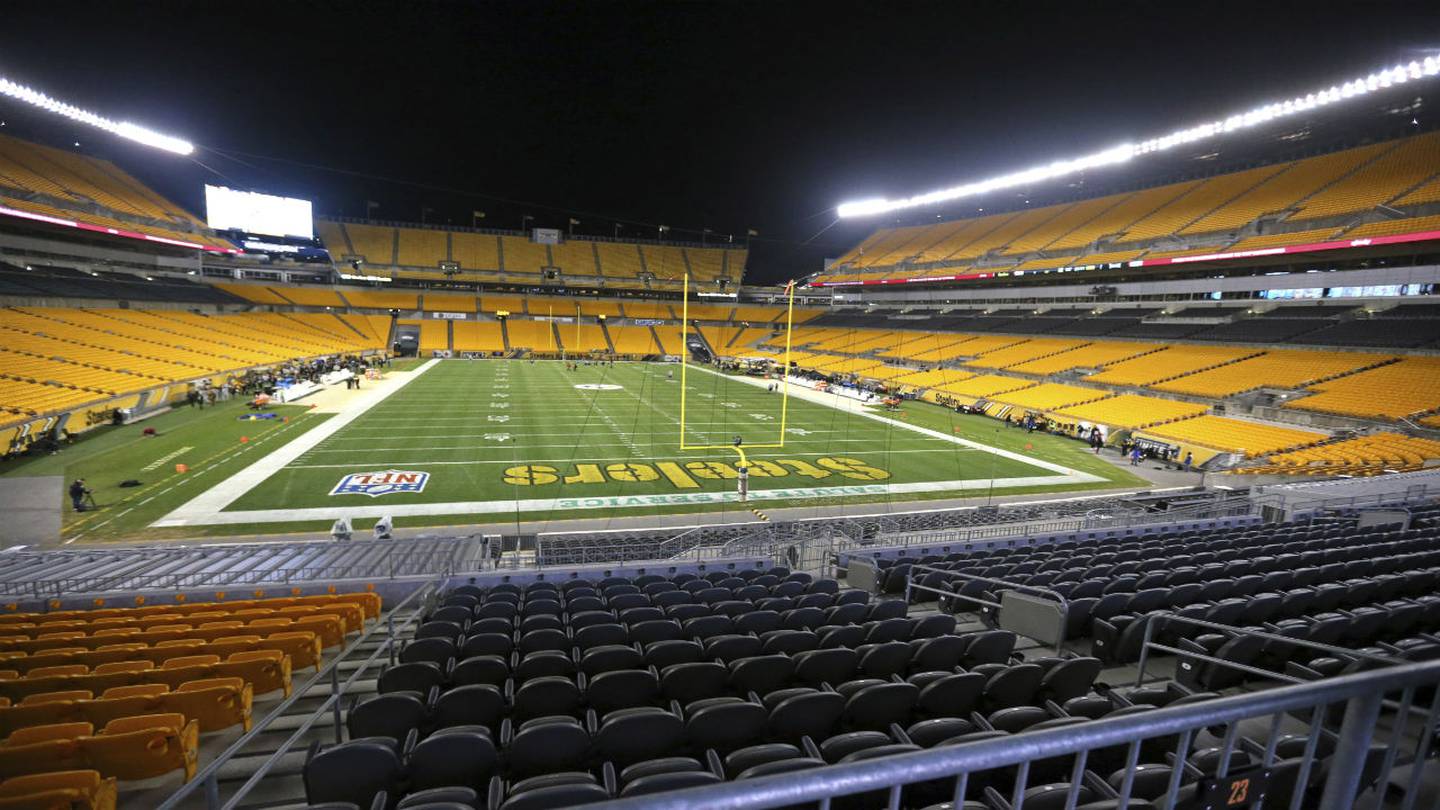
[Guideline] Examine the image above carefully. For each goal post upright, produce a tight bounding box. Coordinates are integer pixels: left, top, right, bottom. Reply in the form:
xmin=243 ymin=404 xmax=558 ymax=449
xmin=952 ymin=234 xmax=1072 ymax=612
xmin=777 ymin=278 xmax=796 ymax=439
xmin=680 ymin=274 xmax=691 ymax=450
xmin=677 ymin=275 xmax=795 ymax=459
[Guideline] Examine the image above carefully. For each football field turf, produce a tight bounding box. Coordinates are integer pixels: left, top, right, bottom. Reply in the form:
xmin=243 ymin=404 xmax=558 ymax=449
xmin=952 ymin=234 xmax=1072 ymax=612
xmin=143 ymin=359 xmax=1143 ymax=534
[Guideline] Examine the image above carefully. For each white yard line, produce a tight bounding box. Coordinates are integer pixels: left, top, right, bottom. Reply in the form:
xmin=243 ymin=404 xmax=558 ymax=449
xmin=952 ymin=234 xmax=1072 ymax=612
xmin=284 ymin=447 xmax=980 ymax=468
xmin=150 ymin=359 xmax=441 ymax=527
xmin=149 ymin=474 xmax=1095 ymax=526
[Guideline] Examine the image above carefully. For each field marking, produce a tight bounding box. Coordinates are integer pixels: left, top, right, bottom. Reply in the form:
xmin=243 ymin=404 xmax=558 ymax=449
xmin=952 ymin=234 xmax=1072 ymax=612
xmin=297 ymin=437 xmax=937 ymax=453
xmin=284 ymin=447 xmax=982 ymax=468
xmin=320 ymin=428 xmax=868 ymax=438
xmin=66 ymin=411 xmax=319 ymax=542
xmin=150 ymin=360 xmax=1104 ymax=528
xmin=151 ymin=359 xmax=441 ymax=527
xmin=149 ymin=474 xmax=1094 ymax=527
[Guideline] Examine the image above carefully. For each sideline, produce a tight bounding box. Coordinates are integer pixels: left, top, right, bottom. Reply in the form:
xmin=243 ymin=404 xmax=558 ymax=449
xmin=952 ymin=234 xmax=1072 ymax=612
xmin=143 ymin=473 xmax=1099 ymax=527
xmin=151 ymin=360 xmax=440 ymax=527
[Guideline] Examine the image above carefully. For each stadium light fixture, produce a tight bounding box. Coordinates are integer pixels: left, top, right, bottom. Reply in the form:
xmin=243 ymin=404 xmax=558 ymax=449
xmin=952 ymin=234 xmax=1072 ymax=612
xmin=837 ymin=57 xmax=1440 ymax=218
xmin=0 ymin=76 xmax=195 ymax=155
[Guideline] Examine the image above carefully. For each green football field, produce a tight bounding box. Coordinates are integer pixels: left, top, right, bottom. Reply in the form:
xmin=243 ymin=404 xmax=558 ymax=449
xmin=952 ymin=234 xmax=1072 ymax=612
xmin=5 ymin=359 xmax=1149 ymax=543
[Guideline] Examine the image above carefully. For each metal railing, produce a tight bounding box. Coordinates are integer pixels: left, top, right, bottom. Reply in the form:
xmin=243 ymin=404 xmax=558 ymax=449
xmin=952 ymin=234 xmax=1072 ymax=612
xmin=156 ymin=581 xmax=437 ymax=810
xmin=1252 ymin=473 xmax=1440 ymax=518
xmin=495 ymin=486 xmax=1268 ymax=570
xmin=1132 ymin=612 xmax=1410 ymax=692
xmin=0 ymin=538 xmax=475 ymax=598
xmin=586 ymin=657 xmax=1440 ymax=810
xmin=528 ymin=492 xmax=1257 ymax=571
xmin=904 ymin=564 xmax=1070 ymax=654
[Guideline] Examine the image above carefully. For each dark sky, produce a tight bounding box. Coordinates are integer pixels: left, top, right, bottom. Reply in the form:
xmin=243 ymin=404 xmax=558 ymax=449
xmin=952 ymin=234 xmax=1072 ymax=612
xmin=0 ymin=0 xmax=1436 ymax=283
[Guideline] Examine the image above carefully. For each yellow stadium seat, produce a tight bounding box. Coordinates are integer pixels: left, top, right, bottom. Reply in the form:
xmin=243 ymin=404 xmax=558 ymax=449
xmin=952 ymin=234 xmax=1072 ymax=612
xmin=261 ymin=632 xmax=324 ymax=671
xmin=4 ymin=723 xmax=92 ymax=748
xmin=1140 ymin=415 xmax=1327 ymax=456
xmin=822 ymin=133 xmax=1439 ymax=286
xmin=100 ymin=685 xmax=167 ymax=700
xmin=18 ymin=692 xmax=91 ymax=707
xmin=160 ymin=656 xmax=219 ymax=670
xmin=25 ymin=668 xmax=84 ymax=680
xmin=150 ymin=641 xmax=205 ymax=653
xmin=7 ymin=652 xmax=87 ymax=677
xmin=92 ymin=714 xmax=198 ymax=781
xmin=1055 ymin=394 xmax=1209 ymax=430
xmin=194 ymin=621 xmax=243 ymax=632
xmin=0 ymin=769 xmax=116 ymax=810
xmin=171 ymin=677 xmax=253 ymax=733
xmin=1284 ymin=357 xmax=1440 ymax=420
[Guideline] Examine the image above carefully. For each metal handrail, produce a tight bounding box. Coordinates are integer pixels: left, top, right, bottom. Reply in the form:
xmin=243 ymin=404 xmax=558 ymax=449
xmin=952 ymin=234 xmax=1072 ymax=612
xmin=156 ymin=581 xmax=437 ymax=810
xmin=904 ymin=565 xmax=1071 ymax=654
xmin=0 ymin=541 xmax=469 ymax=598
xmin=584 ymin=657 xmax=1440 ymax=810
xmin=1133 ymin=611 xmax=1411 ymax=689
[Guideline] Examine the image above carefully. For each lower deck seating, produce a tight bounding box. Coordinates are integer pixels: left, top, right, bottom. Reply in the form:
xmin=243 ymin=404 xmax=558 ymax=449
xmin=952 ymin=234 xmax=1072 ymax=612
xmin=0 ymin=769 xmax=116 ymax=810
xmin=1053 ymin=394 xmax=1208 ymax=430
xmin=453 ymin=322 xmax=507 ymax=353
xmin=0 ymin=713 xmax=198 ymax=782
xmin=1139 ymin=415 xmax=1328 ymax=457
xmin=1243 ymin=432 xmax=1440 ymax=475
xmin=0 ymin=593 xmax=375 ymax=793
xmin=0 ymin=676 xmax=251 ymax=735
xmin=307 ymin=570 xmax=1127 ymax=809
xmin=300 ymin=518 xmax=1431 ymax=810
xmin=607 ymin=326 xmax=658 ymax=355
xmin=1284 ymin=357 xmax=1440 ymax=420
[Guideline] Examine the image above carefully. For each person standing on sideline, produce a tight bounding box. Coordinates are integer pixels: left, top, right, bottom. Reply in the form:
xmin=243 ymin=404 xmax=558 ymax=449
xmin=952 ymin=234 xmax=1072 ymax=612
xmin=1130 ymin=446 xmax=1142 ymax=466
xmin=69 ymin=479 xmax=90 ymax=512
xmin=1184 ymin=451 xmax=1193 ymax=472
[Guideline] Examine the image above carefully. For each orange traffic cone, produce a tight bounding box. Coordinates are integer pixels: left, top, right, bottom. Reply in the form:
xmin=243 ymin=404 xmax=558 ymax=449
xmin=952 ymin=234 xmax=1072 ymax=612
xmin=175 ymin=463 xmax=188 ymax=473
xmin=239 ymin=436 xmax=249 ymax=444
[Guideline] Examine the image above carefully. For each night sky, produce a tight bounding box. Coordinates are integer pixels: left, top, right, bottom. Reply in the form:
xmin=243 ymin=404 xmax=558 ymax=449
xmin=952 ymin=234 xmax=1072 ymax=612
xmin=0 ymin=1 xmax=1436 ymax=283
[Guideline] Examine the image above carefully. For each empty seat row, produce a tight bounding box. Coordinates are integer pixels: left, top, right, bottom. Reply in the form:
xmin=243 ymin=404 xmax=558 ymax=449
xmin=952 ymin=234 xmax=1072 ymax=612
xmin=0 ymin=616 xmax=345 ymax=652
xmin=0 ymin=713 xmax=198 ymax=783
xmin=0 ymin=649 xmax=291 ymax=701
xmin=0 ymin=677 xmax=251 ymax=736
xmin=0 ymin=592 xmax=380 ymax=625
xmin=0 ymin=631 xmax=323 ymax=673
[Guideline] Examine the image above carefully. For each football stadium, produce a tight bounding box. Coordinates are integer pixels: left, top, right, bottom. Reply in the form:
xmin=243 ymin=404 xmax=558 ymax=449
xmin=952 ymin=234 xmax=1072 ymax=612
xmin=1 ymin=4 xmax=1440 ymax=809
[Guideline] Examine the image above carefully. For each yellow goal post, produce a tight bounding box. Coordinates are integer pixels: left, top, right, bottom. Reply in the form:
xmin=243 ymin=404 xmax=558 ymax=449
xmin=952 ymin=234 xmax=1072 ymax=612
xmin=678 ymin=276 xmax=797 ymax=467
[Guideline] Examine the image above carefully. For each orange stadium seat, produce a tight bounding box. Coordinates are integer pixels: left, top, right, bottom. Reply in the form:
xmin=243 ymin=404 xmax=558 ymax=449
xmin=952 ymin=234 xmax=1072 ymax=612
xmin=0 ymin=714 xmax=198 ymax=782
xmin=0 ymin=769 xmax=117 ymax=810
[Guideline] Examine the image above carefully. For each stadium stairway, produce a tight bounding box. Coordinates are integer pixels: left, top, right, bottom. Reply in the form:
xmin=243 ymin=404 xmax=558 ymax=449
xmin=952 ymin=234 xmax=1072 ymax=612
xmin=687 ymin=326 xmax=719 ymax=360
xmin=598 ymin=321 xmax=617 ymax=354
xmin=329 ymin=312 xmax=371 ymax=341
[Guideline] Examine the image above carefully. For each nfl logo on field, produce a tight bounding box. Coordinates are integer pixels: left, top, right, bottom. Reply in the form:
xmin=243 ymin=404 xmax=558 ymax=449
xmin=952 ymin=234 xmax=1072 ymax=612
xmin=330 ymin=470 xmax=430 ymax=497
